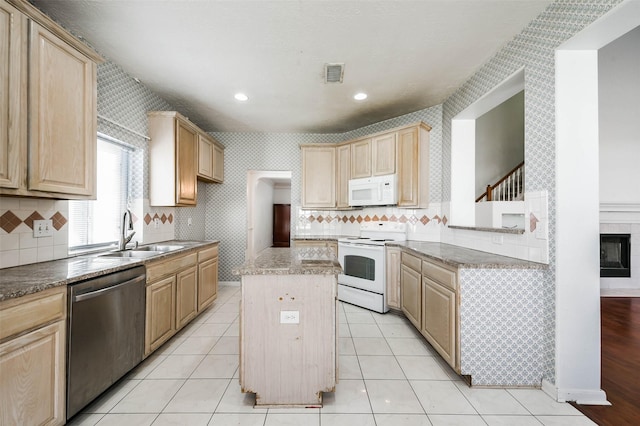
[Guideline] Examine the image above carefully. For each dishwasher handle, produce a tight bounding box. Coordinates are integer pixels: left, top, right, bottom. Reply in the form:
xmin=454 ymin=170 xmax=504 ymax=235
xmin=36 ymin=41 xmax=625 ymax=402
xmin=73 ymin=274 xmax=145 ymax=303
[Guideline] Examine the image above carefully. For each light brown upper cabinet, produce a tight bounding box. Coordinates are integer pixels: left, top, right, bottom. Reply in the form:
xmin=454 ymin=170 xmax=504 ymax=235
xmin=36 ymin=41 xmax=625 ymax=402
xmin=371 ymin=132 xmax=397 ymax=176
xmin=397 ymin=123 xmax=431 ymax=208
xmin=0 ymin=0 xmax=25 ymax=190
xmin=0 ymin=0 xmax=103 ymax=199
xmin=335 ymin=143 xmax=351 ymax=209
xmin=197 ymin=132 xmax=224 ymax=183
xmin=148 ymin=111 xmax=198 ymax=206
xmin=350 ymin=138 xmax=372 ymax=179
xmin=301 ymin=145 xmax=336 ymax=209
xmin=212 ymin=142 xmax=224 ymax=183
xmin=300 ymin=121 xmax=430 ymax=209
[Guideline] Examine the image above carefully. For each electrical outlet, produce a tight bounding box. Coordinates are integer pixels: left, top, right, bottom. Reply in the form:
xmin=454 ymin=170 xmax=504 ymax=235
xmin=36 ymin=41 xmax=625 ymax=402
xmin=187 ymin=217 xmax=192 ymax=227
xmin=536 ymin=221 xmax=547 ymax=240
xmin=33 ymin=219 xmax=53 ymax=238
xmin=492 ymin=235 xmax=503 ymax=245
xmin=153 ymin=217 xmax=160 ymax=229
xmin=280 ymin=310 xmax=299 ymax=324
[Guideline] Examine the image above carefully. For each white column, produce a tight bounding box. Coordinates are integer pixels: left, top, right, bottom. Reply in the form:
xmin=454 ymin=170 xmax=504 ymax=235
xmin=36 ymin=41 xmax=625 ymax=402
xmin=554 ymin=48 xmax=607 ymax=404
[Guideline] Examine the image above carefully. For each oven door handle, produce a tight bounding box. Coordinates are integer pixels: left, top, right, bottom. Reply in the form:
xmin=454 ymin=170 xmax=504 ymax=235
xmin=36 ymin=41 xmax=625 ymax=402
xmin=338 ymin=242 xmax=384 ymax=250
xmin=72 ymin=275 xmax=145 ymax=303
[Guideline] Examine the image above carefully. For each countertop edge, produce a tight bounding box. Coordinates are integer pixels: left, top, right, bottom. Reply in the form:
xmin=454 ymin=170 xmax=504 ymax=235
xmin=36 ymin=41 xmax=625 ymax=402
xmin=0 ymin=240 xmax=219 ymax=302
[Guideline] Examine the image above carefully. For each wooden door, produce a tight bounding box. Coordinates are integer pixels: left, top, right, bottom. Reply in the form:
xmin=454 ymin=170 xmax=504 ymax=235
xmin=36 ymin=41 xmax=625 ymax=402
xmin=301 ymin=146 xmax=335 ymax=208
xmin=0 ymin=0 xmax=25 ymax=190
xmin=372 ymin=132 xmax=396 ymax=176
xmin=0 ymin=321 xmax=66 ymax=425
xmin=400 ymin=264 xmax=421 ymax=329
xmin=397 ymin=126 xmax=419 ymax=207
xmin=273 ymin=204 xmax=291 ymax=247
xmin=198 ymin=256 xmax=218 ymax=311
xmin=176 ymin=120 xmax=197 ymax=205
xmin=145 ymin=276 xmax=176 ymax=355
xmin=422 ymin=277 xmax=456 ymax=368
xmin=385 ymin=247 xmax=402 ymax=309
xmin=350 ymin=139 xmax=372 ymax=179
xmin=212 ymin=143 xmax=224 ymax=182
xmin=336 ymin=144 xmax=351 ymax=208
xmin=197 ymin=133 xmax=214 ymax=180
xmin=28 ymin=21 xmax=96 ymax=196
xmin=176 ymin=265 xmax=198 ymax=329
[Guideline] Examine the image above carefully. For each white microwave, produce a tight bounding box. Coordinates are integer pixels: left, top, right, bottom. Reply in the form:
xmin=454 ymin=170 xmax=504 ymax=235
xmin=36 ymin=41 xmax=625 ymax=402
xmin=348 ymin=174 xmax=398 ymax=206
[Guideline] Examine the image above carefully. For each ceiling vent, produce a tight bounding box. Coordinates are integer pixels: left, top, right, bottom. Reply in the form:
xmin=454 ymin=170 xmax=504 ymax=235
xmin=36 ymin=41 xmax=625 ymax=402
xmin=324 ymin=63 xmax=344 ymax=83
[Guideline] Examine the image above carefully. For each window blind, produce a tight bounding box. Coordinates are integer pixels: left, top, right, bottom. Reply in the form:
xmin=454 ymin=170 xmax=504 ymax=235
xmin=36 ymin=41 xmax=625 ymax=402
xmin=69 ymin=137 xmax=132 ymax=251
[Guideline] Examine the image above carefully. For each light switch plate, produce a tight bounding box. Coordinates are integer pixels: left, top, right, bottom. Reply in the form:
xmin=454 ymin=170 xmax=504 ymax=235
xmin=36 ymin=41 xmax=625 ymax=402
xmin=33 ymin=219 xmax=53 ymax=238
xmin=280 ymin=310 xmax=299 ymax=324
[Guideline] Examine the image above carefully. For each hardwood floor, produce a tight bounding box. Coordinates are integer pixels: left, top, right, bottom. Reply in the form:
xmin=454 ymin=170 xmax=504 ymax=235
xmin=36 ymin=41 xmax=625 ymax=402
xmin=571 ymin=297 xmax=640 ymax=426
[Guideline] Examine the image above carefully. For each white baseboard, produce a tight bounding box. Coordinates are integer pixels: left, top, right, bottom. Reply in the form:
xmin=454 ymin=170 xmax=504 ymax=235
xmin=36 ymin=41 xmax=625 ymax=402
xmin=601 ymin=288 xmax=640 ymax=297
xmin=219 ymin=280 xmax=240 ymax=287
xmin=542 ymin=380 xmax=610 ymax=405
xmin=541 ymin=379 xmax=557 ymax=400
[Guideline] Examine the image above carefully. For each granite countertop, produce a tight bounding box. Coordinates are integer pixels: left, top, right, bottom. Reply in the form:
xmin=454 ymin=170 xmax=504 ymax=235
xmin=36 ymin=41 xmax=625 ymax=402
xmin=232 ymin=247 xmax=343 ymax=276
xmin=389 ymin=241 xmax=547 ymax=270
xmin=0 ymin=240 xmax=219 ymax=302
xmin=292 ymin=235 xmax=346 ymax=241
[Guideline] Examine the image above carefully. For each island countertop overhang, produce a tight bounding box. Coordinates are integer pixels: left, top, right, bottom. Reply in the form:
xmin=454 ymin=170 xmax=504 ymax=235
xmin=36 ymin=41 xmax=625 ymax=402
xmin=232 ymin=247 xmax=343 ymax=276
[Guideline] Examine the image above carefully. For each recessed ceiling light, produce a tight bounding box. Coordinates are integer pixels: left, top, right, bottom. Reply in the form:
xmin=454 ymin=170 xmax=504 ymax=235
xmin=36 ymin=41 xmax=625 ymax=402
xmin=234 ymin=93 xmax=249 ymax=101
xmin=354 ymin=92 xmax=368 ymax=101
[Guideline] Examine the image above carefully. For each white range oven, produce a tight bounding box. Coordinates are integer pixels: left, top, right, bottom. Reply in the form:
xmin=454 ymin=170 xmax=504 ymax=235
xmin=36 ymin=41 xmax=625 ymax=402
xmin=338 ymin=222 xmax=407 ymax=313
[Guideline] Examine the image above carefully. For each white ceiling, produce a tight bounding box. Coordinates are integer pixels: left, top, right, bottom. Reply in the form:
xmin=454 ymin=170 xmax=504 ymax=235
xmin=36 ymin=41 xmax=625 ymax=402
xmin=31 ymin=0 xmax=552 ymax=133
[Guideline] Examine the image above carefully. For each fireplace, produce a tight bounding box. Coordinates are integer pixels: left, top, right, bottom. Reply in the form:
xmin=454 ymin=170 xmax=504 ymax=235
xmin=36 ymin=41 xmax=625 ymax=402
xmin=600 ymin=234 xmax=631 ymax=277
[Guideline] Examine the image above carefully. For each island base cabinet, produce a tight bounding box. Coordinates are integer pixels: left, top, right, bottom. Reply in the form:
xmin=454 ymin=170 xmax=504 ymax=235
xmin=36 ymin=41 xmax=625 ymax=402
xmin=239 ymin=274 xmax=337 ymax=407
xmin=421 ymin=278 xmax=456 ymax=367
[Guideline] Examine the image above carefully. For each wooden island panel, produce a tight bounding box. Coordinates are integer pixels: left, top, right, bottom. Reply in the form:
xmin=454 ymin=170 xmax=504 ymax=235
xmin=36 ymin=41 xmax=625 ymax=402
xmin=239 ymin=273 xmax=337 ymax=407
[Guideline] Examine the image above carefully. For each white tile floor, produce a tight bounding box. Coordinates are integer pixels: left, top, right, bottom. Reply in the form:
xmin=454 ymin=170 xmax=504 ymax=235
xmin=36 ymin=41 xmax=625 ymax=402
xmin=68 ymin=284 xmax=596 ymax=426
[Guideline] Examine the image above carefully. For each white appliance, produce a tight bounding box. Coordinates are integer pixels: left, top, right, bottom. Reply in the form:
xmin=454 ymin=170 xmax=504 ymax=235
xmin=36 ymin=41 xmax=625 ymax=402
xmin=348 ymin=174 xmax=397 ymax=207
xmin=338 ymin=221 xmax=407 ymax=313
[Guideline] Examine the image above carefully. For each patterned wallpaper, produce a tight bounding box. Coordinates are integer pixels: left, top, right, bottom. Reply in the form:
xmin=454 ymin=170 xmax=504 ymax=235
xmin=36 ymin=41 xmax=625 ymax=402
xmin=459 ymin=268 xmax=544 ymax=386
xmin=178 ymin=105 xmax=443 ymax=283
xmin=0 ymin=0 xmax=627 ymax=390
xmin=440 ymin=0 xmax=623 ymax=385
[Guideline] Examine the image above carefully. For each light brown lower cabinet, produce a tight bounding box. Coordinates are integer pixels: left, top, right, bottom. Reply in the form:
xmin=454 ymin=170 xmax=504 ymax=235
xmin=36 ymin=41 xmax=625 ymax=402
xmin=385 ymin=246 xmax=402 ymax=309
xmin=421 ymin=276 xmax=456 ymax=367
xmin=176 ymin=266 xmax=198 ymax=329
xmin=399 ymin=250 xmax=460 ymax=372
xmin=197 ymin=246 xmax=219 ymax=312
xmin=144 ymin=244 xmax=219 ymax=357
xmin=145 ymin=275 xmax=176 ymax=355
xmin=0 ymin=286 xmax=67 ymax=426
xmin=400 ymin=252 xmax=422 ymax=329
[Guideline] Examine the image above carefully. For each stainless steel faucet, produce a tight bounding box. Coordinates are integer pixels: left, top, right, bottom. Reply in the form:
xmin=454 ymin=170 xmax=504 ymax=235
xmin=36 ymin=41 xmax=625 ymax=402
xmin=119 ymin=209 xmax=136 ymax=250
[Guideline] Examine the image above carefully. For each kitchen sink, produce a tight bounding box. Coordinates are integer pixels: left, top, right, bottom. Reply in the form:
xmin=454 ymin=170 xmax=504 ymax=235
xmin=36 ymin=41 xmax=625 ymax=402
xmin=135 ymin=244 xmax=184 ymax=252
xmin=99 ymin=250 xmax=161 ymax=258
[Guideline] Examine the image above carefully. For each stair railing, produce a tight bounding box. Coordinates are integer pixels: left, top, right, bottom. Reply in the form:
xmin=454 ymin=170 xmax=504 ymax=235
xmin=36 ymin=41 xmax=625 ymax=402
xmin=476 ymin=161 xmax=525 ymax=202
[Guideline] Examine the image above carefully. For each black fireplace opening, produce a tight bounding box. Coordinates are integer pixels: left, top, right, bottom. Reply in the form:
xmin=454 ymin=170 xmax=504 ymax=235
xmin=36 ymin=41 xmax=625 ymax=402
xmin=600 ymin=234 xmax=631 ymax=278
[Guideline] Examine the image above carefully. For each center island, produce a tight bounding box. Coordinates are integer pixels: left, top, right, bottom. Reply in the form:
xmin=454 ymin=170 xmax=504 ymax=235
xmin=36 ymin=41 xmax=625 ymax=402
xmin=231 ymin=246 xmax=342 ymax=407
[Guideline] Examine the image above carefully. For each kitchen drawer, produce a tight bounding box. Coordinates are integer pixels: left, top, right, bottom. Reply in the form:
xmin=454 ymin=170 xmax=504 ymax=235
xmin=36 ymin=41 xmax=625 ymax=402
xmin=401 ymin=252 xmax=421 ymax=272
xmin=0 ymin=286 xmax=66 ymax=342
xmin=198 ymin=245 xmax=218 ymax=262
xmin=146 ymin=252 xmax=198 ymax=283
xmin=422 ymin=260 xmax=457 ymax=291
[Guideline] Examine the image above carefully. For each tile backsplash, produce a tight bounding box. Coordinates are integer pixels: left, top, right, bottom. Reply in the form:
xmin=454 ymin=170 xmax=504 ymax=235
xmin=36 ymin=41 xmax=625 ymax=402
xmin=0 ymin=197 xmax=70 ymax=268
xmin=0 ymin=196 xmax=176 ymax=268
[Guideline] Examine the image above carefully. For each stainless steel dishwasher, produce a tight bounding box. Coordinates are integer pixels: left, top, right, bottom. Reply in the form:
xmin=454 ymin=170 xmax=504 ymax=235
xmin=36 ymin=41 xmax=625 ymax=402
xmin=66 ymin=265 xmax=146 ymax=419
